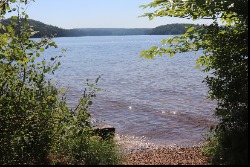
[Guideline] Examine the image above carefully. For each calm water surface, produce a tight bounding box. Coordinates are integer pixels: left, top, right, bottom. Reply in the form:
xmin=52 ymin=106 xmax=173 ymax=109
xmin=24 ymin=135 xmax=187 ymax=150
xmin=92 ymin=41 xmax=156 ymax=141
xmin=44 ymin=35 xmax=217 ymax=146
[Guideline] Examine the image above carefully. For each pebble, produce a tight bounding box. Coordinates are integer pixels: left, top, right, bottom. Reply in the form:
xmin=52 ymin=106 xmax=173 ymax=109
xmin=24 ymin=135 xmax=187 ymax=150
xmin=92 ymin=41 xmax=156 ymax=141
xmin=114 ymin=134 xmax=208 ymax=165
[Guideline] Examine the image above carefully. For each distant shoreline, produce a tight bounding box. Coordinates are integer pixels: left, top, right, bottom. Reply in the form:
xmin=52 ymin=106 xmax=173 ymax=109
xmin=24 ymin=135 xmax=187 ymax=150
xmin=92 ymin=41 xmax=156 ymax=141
xmin=1 ymin=18 xmax=198 ymax=38
xmin=36 ymin=34 xmax=174 ymax=39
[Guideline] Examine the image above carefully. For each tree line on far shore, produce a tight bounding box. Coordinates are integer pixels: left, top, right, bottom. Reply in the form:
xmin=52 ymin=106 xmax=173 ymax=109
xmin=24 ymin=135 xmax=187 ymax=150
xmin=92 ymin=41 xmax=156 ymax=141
xmin=0 ymin=18 xmax=199 ymax=37
xmin=147 ymin=23 xmax=200 ymax=35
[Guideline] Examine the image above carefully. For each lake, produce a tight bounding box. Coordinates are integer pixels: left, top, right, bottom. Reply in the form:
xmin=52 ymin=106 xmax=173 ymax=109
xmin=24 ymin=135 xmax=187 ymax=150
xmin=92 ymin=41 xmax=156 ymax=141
xmin=44 ymin=35 xmax=217 ymax=147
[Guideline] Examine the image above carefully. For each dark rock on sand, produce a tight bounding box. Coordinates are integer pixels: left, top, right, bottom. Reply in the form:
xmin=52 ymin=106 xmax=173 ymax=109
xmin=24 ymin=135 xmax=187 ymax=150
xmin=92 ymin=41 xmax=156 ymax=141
xmin=93 ymin=125 xmax=115 ymax=140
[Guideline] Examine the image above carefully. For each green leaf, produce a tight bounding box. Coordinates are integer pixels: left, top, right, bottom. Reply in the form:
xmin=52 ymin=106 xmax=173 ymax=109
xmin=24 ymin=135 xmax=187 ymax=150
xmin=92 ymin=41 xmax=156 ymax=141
xmin=40 ymin=48 xmax=45 ymax=52
xmin=186 ymin=27 xmax=195 ymax=33
xmin=161 ymin=39 xmax=167 ymax=45
xmin=60 ymin=88 xmax=66 ymax=93
xmin=88 ymin=83 xmax=94 ymax=87
xmin=169 ymin=52 xmax=174 ymax=58
xmin=81 ymin=99 xmax=86 ymax=104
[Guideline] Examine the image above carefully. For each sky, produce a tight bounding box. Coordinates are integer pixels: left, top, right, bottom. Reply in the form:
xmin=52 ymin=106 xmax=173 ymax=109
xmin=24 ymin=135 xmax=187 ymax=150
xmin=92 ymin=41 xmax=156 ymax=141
xmin=7 ymin=0 xmax=215 ymax=29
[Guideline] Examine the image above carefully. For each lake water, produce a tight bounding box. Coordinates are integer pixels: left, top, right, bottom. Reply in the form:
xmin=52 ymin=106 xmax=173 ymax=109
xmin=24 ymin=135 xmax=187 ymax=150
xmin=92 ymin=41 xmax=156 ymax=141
xmin=44 ymin=35 xmax=217 ymax=147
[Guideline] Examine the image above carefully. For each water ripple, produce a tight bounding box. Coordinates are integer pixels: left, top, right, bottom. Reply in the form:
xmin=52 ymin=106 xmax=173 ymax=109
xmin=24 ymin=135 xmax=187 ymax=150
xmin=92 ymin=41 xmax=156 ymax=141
xmin=44 ymin=35 xmax=217 ymax=146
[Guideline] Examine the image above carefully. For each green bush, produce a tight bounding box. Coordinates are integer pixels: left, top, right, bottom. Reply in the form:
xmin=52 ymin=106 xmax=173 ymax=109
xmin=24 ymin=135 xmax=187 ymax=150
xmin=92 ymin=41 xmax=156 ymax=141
xmin=49 ymin=78 xmax=121 ymax=165
xmin=0 ymin=10 xmax=60 ymax=163
xmin=51 ymin=130 xmax=121 ymax=165
xmin=0 ymin=81 xmax=59 ymax=164
xmin=0 ymin=1 xmax=121 ymax=165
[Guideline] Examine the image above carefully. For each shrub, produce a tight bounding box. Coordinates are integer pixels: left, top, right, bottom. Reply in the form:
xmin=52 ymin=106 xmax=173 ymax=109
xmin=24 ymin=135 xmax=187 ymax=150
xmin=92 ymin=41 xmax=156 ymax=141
xmin=0 ymin=1 xmax=121 ymax=165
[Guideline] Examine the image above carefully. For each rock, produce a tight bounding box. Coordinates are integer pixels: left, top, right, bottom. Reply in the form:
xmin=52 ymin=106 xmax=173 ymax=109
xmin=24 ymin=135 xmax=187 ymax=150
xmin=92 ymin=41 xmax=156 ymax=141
xmin=93 ymin=125 xmax=115 ymax=140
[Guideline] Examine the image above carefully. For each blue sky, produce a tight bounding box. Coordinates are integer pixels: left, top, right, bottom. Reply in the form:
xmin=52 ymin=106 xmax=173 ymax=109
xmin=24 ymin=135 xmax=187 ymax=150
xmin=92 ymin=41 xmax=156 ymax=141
xmin=8 ymin=0 xmax=214 ymax=29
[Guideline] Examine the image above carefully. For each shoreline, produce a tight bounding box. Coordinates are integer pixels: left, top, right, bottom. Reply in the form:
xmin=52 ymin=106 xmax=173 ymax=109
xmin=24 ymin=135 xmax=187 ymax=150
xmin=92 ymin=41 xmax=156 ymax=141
xmin=122 ymin=146 xmax=208 ymax=165
xmin=114 ymin=134 xmax=208 ymax=165
xmin=114 ymin=134 xmax=205 ymax=153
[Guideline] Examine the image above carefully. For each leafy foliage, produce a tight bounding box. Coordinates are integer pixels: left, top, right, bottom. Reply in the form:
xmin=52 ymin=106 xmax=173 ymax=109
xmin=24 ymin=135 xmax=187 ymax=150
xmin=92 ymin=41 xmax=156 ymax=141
xmin=49 ymin=77 xmax=121 ymax=165
xmin=140 ymin=0 xmax=248 ymax=165
xmin=0 ymin=0 xmax=120 ymax=165
xmin=0 ymin=3 xmax=60 ymax=164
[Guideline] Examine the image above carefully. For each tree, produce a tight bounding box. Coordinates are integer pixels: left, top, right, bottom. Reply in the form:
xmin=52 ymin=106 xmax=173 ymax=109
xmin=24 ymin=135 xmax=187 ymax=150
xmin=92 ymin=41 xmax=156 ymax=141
xmin=140 ymin=0 xmax=248 ymax=165
xmin=0 ymin=0 xmax=120 ymax=165
xmin=1 ymin=0 xmax=61 ymax=164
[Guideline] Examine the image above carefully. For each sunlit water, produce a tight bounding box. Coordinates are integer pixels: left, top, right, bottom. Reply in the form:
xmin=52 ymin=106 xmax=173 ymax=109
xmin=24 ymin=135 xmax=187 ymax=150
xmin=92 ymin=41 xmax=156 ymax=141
xmin=42 ymin=35 xmax=217 ymax=147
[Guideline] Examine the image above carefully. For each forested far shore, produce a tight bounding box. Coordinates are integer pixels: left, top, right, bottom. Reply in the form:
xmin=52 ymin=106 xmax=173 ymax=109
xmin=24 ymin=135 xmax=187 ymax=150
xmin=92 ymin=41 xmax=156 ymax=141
xmin=147 ymin=24 xmax=200 ymax=35
xmin=0 ymin=18 xmax=199 ymax=37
